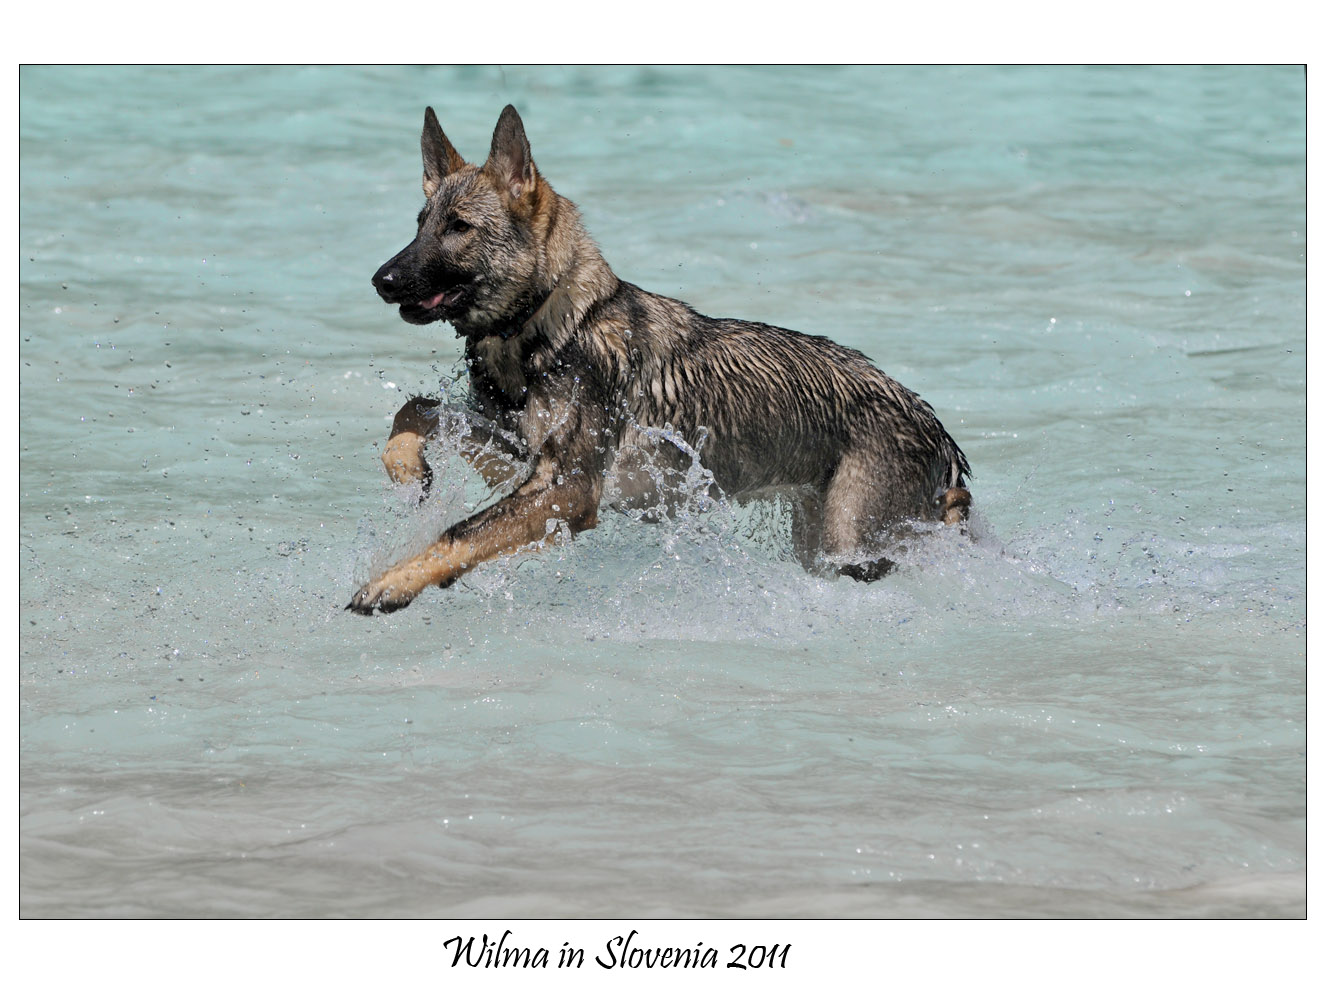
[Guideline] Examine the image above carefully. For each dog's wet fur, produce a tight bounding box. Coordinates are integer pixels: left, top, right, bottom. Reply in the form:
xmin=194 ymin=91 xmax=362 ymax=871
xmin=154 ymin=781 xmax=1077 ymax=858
xmin=348 ymin=105 xmax=971 ymax=613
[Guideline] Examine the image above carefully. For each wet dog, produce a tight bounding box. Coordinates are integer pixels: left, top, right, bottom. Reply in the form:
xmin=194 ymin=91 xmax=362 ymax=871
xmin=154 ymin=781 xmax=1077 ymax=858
xmin=348 ymin=105 xmax=971 ymax=613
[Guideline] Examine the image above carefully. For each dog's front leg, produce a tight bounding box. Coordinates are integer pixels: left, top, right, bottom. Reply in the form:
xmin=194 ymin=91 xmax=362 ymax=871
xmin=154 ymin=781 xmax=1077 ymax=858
xmin=453 ymin=418 xmax=527 ymax=489
xmin=382 ymin=396 xmax=441 ymax=490
xmin=383 ymin=396 xmax=528 ymax=495
xmin=347 ymin=460 xmax=601 ymax=614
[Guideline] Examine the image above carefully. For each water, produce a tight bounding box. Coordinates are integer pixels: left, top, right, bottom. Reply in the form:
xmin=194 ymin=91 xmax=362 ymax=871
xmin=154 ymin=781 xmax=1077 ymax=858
xmin=19 ymin=66 xmax=1305 ymax=918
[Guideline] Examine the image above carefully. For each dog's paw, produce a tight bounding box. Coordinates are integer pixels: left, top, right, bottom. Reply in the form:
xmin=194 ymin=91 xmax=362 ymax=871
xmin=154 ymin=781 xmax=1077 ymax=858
xmin=382 ymin=432 xmax=433 ymax=492
xmin=345 ymin=577 xmax=420 ymax=615
xmin=838 ymin=557 xmax=896 ymax=582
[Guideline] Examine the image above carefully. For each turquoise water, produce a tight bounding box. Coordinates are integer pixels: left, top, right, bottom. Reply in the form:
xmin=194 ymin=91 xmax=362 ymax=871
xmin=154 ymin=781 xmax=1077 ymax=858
xmin=19 ymin=66 xmax=1305 ymax=917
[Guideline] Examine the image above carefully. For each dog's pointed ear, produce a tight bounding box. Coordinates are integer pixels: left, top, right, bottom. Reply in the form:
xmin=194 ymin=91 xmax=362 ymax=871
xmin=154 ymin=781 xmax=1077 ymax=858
xmin=484 ymin=104 xmax=537 ymax=201
xmin=421 ymin=106 xmax=466 ymax=198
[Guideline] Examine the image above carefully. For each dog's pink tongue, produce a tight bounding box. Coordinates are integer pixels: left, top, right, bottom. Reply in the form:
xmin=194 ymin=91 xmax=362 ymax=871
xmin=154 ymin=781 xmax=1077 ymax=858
xmin=419 ymin=292 xmax=446 ymax=310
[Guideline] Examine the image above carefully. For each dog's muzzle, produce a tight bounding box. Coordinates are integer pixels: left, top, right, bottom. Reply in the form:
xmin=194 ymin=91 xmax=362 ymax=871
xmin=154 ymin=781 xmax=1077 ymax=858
xmin=372 ymin=248 xmax=474 ymax=325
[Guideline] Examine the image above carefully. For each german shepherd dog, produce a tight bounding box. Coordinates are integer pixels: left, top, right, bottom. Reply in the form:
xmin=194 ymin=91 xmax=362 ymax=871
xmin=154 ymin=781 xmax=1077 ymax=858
xmin=348 ymin=105 xmax=971 ymax=614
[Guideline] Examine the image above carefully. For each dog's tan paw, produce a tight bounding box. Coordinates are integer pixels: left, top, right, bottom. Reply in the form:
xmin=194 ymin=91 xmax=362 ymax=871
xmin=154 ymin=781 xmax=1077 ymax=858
xmin=346 ymin=573 xmax=422 ymax=615
xmin=382 ymin=432 xmax=433 ymax=491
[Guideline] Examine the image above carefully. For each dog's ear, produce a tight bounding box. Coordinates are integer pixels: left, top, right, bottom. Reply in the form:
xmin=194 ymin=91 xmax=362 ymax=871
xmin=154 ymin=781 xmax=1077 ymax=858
xmin=421 ymin=106 xmax=466 ymax=198
xmin=484 ymin=104 xmax=537 ymax=201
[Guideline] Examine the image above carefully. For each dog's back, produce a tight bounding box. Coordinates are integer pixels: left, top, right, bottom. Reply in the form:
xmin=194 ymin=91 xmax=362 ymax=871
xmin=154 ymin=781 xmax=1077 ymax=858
xmin=621 ymin=285 xmax=966 ymax=495
xmin=554 ymin=279 xmax=970 ymax=564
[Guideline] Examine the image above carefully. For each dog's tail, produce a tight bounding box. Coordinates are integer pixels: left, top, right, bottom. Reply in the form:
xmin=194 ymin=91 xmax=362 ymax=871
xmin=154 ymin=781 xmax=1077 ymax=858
xmin=929 ymin=434 xmax=972 ymax=525
xmin=934 ymin=486 xmax=972 ymax=526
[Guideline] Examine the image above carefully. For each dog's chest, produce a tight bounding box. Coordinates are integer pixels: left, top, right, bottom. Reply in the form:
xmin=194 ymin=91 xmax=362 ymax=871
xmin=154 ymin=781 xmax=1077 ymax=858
xmin=468 ymin=336 xmax=529 ymax=404
xmin=467 ymin=336 xmax=589 ymax=451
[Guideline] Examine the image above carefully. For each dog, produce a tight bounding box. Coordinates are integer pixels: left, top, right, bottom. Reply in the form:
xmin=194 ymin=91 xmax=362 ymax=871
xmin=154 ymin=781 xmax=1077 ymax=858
xmin=347 ymin=105 xmax=971 ymax=614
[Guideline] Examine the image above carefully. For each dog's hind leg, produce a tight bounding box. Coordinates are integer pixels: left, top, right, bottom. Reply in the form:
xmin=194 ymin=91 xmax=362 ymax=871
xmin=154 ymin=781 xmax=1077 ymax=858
xmin=789 ymin=492 xmax=824 ymax=573
xmin=820 ymin=451 xmax=903 ymax=582
xmin=790 ymin=490 xmax=858 ymax=577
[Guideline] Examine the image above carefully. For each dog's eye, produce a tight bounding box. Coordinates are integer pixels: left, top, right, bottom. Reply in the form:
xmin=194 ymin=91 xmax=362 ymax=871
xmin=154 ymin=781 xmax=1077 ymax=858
xmin=448 ymin=218 xmax=472 ymax=235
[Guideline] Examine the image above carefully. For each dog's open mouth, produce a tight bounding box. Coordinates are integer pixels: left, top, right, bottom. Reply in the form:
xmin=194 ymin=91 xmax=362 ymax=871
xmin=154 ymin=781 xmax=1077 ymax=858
xmin=419 ymin=288 xmax=463 ymax=311
xmin=399 ymin=283 xmax=472 ymax=324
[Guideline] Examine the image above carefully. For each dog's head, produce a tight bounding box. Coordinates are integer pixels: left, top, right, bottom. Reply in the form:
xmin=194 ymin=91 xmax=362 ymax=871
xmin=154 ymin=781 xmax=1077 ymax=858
xmin=371 ymin=105 xmax=550 ymax=336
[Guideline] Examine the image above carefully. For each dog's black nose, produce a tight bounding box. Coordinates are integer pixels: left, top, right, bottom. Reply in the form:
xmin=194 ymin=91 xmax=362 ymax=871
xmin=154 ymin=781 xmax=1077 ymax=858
xmin=372 ymin=260 xmax=402 ymax=302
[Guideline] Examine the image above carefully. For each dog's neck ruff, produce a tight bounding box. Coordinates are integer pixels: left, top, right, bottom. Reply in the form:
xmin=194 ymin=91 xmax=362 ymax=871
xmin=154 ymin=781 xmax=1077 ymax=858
xmin=458 ymin=253 xmax=617 ymax=357
xmin=460 ymin=290 xmax=553 ymax=342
